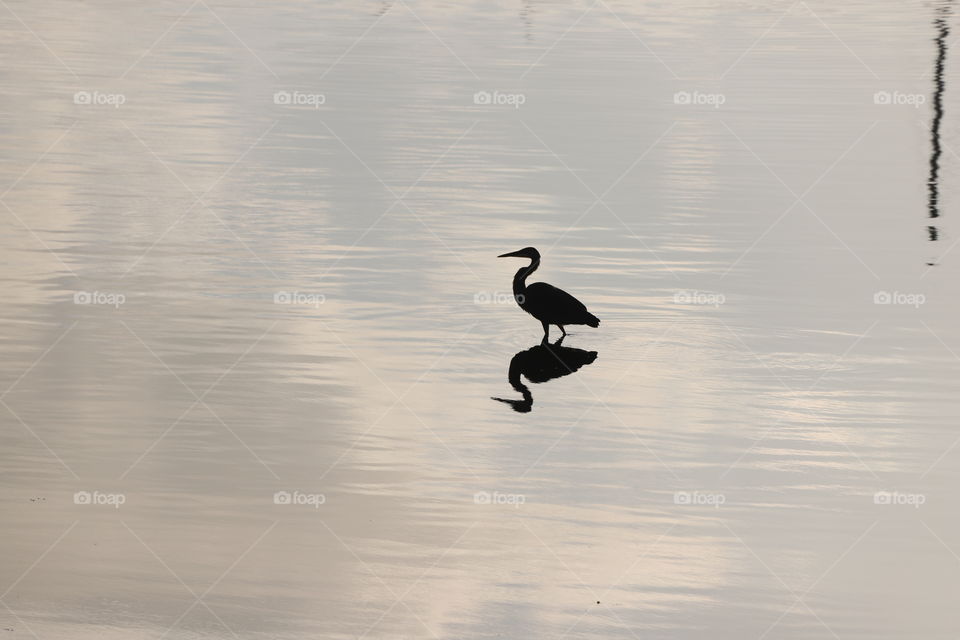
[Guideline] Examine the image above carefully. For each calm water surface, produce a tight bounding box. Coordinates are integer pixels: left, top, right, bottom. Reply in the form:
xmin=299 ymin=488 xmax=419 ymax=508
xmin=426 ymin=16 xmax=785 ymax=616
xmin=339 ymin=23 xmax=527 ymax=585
xmin=2 ymin=1 xmax=959 ymax=638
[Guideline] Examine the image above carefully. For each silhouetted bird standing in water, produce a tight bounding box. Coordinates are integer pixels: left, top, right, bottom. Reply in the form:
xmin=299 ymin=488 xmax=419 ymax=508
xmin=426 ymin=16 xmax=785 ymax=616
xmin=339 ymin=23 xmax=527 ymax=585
xmin=498 ymin=247 xmax=600 ymax=341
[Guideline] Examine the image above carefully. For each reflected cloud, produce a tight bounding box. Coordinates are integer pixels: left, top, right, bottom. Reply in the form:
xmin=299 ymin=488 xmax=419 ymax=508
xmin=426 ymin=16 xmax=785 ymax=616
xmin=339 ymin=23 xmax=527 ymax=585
xmin=492 ymin=337 xmax=598 ymax=413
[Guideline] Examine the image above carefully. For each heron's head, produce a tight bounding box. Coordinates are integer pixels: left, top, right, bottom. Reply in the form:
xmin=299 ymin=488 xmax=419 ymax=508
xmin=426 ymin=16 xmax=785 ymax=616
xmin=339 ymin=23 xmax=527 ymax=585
xmin=498 ymin=247 xmax=540 ymax=261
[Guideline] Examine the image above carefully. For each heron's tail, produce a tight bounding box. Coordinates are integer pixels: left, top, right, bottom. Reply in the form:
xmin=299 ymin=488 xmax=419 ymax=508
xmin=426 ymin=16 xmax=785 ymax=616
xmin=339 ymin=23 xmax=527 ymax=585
xmin=585 ymin=313 xmax=600 ymax=328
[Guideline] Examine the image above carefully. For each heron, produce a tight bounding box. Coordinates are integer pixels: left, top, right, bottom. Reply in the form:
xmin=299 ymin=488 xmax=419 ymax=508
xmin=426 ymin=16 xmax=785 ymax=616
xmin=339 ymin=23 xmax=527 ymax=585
xmin=498 ymin=247 xmax=600 ymax=341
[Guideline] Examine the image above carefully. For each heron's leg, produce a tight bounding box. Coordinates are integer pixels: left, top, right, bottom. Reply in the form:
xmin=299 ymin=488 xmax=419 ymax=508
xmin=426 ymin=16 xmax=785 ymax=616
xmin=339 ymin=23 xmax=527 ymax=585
xmin=541 ymin=321 xmax=549 ymax=341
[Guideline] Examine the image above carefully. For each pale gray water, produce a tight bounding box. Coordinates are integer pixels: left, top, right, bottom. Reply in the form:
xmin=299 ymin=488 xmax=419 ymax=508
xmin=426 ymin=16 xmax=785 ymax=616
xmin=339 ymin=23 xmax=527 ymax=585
xmin=2 ymin=1 xmax=959 ymax=638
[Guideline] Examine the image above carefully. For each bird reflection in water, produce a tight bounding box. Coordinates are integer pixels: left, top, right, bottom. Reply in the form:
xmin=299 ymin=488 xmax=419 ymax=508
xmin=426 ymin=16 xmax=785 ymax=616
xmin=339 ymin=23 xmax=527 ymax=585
xmin=492 ymin=337 xmax=597 ymax=413
xmin=927 ymin=0 xmax=952 ymax=262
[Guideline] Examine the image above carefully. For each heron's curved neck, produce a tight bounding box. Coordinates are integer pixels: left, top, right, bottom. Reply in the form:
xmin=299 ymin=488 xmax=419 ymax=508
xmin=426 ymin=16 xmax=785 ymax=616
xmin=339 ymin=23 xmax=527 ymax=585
xmin=513 ymin=259 xmax=539 ymax=295
xmin=506 ymin=358 xmax=533 ymax=411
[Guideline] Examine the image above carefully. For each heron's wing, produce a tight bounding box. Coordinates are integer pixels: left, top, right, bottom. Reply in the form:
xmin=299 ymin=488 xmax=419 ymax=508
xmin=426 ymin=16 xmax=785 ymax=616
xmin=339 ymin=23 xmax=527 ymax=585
xmin=527 ymin=282 xmax=587 ymax=309
xmin=526 ymin=282 xmax=592 ymax=322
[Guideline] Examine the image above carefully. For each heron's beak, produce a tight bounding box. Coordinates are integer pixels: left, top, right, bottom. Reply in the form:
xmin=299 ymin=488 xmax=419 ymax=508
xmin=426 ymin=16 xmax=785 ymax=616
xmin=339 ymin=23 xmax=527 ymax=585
xmin=498 ymin=250 xmax=525 ymax=258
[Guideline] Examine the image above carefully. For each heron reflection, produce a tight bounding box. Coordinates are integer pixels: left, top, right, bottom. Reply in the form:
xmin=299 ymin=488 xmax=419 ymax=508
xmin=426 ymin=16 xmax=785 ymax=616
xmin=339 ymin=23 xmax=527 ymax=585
xmin=492 ymin=337 xmax=598 ymax=413
xmin=927 ymin=0 xmax=952 ymax=260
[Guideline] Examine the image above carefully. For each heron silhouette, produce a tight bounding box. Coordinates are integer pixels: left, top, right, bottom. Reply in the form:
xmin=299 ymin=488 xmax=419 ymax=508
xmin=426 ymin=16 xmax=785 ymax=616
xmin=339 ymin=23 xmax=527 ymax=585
xmin=492 ymin=337 xmax=598 ymax=412
xmin=498 ymin=247 xmax=600 ymax=341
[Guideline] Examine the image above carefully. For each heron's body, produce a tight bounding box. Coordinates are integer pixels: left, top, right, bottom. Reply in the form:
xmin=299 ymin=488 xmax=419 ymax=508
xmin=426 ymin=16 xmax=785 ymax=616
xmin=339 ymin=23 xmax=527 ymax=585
xmin=499 ymin=247 xmax=600 ymax=340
